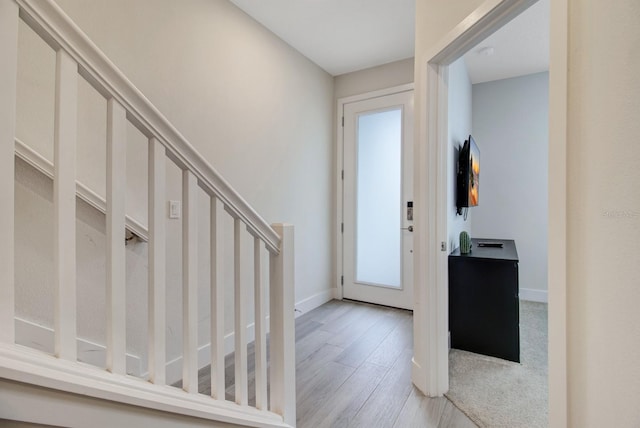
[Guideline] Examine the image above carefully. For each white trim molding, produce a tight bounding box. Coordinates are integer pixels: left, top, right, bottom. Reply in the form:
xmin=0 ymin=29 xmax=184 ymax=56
xmin=15 ymin=317 xmax=142 ymax=377
xmin=295 ymin=289 xmax=335 ymax=317
xmin=335 ymin=83 xmax=415 ymax=301
xmin=15 ymin=138 xmax=149 ymax=242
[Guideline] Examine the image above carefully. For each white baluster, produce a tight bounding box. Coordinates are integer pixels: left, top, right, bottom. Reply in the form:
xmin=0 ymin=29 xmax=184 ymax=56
xmin=148 ymin=137 xmax=166 ymax=385
xmin=106 ymin=98 xmax=127 ymax=374
xmin=54 ymin=50 xmax=78 ymax=361
xmin=234 ymin=218 xmax=248 ymax=406
xmin=269 ymin=224 xmax=296 ymax=425
xmin=182 ymin=170 xmax=198 ymax=393
xmin=254 ymin=237 xmax=267 ymax=410
xmin=210 ymin=197 xmax=225 ymax=399
xmin=0 ymin=0 xmax=19 ymax=344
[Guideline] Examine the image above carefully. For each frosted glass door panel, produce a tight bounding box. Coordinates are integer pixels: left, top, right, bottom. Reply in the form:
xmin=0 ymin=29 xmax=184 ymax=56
xmin=342 ymin=89 xmax=414 ymax=310
xmin=356 ymin=109 xmax=402 ymax=288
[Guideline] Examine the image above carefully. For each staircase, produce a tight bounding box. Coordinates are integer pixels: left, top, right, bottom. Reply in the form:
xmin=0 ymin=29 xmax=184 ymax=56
xmin=0 ymin=0 xmax=295 ymax=426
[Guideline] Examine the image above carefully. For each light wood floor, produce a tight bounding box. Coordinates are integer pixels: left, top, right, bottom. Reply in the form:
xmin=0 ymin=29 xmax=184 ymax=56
xmin=194 ymin=299 xmax=477 ymax=428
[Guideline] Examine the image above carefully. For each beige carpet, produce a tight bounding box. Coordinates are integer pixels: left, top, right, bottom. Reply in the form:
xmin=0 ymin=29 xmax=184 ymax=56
xmin=445 ymin=301 xmax=548 ymax=428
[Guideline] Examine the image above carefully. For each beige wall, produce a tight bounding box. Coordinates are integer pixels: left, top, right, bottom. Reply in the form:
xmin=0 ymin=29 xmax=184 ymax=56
xmin=565 ymin=0 xmax=640 ymax=426
xmin=416 ymin=0 xmax=640 ymax=426
xmin=15 ymin=0 xmax=334 ymax=377
xmin=415 ymin=0 xmax=485 ymax=62
xmin=334 ymin=57 xmax=414 ymax=99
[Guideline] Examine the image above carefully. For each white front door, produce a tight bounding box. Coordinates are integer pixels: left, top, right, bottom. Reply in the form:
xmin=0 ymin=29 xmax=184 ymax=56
xmin=342 ymin=90 xmax=414 ymax=310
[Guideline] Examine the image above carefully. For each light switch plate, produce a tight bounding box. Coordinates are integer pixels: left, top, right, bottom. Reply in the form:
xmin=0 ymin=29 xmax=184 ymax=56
xmin=169 ymin=200 xmax=181 ymax=219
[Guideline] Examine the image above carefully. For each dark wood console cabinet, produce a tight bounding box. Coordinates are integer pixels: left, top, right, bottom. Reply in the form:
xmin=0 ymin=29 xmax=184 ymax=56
xmin=448 ymin=238 xmax=520 ymax=362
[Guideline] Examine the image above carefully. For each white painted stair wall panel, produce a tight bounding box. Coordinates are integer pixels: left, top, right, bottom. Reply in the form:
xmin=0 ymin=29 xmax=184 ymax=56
xmin=0 ymin=0 xmax=19 ymax=344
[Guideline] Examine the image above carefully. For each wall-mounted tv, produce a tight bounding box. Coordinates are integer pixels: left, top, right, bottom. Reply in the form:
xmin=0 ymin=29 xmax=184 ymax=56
xmin=456 ymin=135 xmax=480 ymax=216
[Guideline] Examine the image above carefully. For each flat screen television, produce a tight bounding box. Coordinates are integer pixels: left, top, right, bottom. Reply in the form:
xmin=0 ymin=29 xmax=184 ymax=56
xmin=456 ymin=135 xmax=480 ymax=215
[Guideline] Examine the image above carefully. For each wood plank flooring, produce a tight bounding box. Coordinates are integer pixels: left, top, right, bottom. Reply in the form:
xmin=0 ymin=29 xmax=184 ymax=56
xmin=192 ymin=299 xmax=476 ymax=428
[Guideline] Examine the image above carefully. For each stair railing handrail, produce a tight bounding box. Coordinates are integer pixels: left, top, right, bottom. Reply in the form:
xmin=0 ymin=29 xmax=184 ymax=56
xmin=17 ymin=0 xmax=281 ymax=254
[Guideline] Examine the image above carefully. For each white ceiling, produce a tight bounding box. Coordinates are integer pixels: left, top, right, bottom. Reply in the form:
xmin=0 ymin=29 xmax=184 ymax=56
xmin=463 ymin=0 xmax=549 ymax=84
xmin=229 ymin=0 xmax=549 ymax=81
xmin=229 ymin=0 xmax=415 ymax=76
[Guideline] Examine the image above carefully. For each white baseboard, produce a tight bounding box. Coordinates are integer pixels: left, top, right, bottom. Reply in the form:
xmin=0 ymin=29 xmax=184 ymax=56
xmin=294 ymin=288 xmax=335 ymax=318
xmin=519 ymin=288 xmax=548 ymax=303
xmin=411 ymin=356 xmax=427 ymax=394
xmin=14 ymin=317 xmax=143 ymax=376
xmin=15 ymin=289 xmax=336 ymax=386
xmin=164 ymin=288 xmax=336 ymax=385
xmin=164 ymin=320 xmax=265 ymax=386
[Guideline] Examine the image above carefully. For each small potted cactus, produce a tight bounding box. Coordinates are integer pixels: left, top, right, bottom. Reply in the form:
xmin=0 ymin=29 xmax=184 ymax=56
xmin=459 ymin=231 xmax=471 ymax=254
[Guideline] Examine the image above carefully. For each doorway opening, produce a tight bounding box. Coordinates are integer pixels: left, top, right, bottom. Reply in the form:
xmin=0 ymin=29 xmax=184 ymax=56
xmin=412 ymin=0 xmax=567 ymax=426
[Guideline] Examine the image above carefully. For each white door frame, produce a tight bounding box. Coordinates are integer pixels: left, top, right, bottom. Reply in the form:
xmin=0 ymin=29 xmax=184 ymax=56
xmin=335 ymin=83 xmax=414 ymax=300
xmin=412 ymin=0 xmax=568 ymax=426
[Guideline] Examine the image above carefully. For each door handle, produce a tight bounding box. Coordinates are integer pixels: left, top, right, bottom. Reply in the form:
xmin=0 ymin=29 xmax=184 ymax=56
xmin=401 ymin=226 xmax=414 ymax=232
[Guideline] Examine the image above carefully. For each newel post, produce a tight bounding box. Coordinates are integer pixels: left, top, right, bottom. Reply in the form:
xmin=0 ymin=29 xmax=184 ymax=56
xmin=269 ymin=224 xmax=296 ymax=426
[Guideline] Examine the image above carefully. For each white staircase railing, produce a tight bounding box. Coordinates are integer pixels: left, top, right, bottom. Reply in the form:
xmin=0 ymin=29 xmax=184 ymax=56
xmin=0 ymin=0 xmax=295 ymax=426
